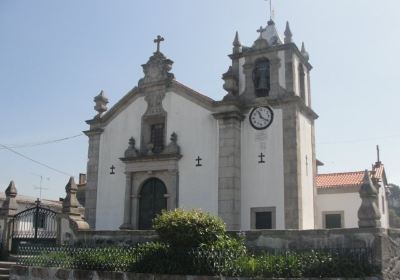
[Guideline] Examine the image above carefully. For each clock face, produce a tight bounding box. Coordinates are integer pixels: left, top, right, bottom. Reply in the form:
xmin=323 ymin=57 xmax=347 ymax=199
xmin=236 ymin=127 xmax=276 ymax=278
xmin=249 ymin=106 xmax=274 ymax=130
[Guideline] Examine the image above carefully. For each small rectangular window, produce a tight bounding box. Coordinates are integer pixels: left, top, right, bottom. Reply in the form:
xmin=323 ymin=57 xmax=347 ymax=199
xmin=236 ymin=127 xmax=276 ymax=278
xmin=251 ymin=207 xmax=276 ymax=230
xmin=325 ymin=213 xmax=342 ymax=229
xmin=382 ymin=196 xmax=385 ymax=214
xmin=150 ymin=123 xmax=164 ymax=153
xmin=255 ymin=212 xmax=272 ymax=229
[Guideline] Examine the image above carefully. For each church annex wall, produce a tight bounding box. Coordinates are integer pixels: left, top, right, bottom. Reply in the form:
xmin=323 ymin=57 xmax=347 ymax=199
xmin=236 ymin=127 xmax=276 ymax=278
xmin=96 ymin=97 xmax=147 ymax=230
xmin=163 ymin=92 xmax=219 ymax=215
xmin=317 ymin=192 xmax=360 ymax=228
xmin=241 ymin=108 xmax=285 ymax=230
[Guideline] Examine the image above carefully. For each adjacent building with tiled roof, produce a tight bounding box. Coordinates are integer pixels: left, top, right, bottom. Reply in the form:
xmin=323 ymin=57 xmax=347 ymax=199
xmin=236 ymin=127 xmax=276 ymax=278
xmin=316 ymin=161 xmax=389 ymax=229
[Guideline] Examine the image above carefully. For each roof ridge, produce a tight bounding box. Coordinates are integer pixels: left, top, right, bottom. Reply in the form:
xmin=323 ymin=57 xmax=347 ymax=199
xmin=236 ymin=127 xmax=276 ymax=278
xmin=317 ymin=170 xmax=365 ymax=176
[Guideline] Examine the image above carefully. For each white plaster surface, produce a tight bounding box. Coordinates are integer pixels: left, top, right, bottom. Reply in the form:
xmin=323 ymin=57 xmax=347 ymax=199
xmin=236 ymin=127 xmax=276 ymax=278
xmin=316 ymin=192 xmax=360 ymax=228
xmin=96 ymin=97 xmax=147 ymax=230
xmin=163 ymin=92 xmax=219 ymax=215
xmin=240 ymin=108 xmax=285 ymax=230
xmin=299 ymin=113 xmax=315 ymax=229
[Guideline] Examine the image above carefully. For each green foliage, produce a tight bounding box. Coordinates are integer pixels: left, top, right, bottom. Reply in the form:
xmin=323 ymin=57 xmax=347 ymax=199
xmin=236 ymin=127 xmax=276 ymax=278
xmin=153 ymin=208 xmax=226 ymax=248
xmin=17 ymin=209 xmax=377 ymax=278
xmin=228 ymin=250 xmax=376 ymax=278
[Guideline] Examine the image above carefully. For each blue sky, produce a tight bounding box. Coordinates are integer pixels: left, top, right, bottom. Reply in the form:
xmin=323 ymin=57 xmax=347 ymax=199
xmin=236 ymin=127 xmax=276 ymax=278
xmin=0 ymin=0 xmax=399 ymax=200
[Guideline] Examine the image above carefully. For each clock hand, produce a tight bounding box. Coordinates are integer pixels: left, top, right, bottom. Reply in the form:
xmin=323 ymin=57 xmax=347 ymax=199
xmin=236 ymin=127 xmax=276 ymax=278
xmin=257 ymin=111 xmax=268 ymax=121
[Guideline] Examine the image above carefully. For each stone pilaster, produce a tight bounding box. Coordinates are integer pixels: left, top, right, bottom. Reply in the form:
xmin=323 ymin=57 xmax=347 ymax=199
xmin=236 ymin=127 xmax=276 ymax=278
xmin=284 ymin=47 xmax=295 ymax=95
xmin=358 ymin=170 xmax=381 ymax=228
xmin=282 ymin=103 xmax=302 ymax=229
xmin=83 ymin=127 xmax=103 ymax=229
xmin=214 ymin=105 xmax=244 ymax=230
xmin=120 ymin=173 xmax=134 ymax=229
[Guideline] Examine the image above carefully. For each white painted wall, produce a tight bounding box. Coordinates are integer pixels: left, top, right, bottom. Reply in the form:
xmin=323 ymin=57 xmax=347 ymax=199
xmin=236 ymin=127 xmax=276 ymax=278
xmin=163 ymin=92 xmax=219 ymax=215
xmin=96 ymin=92 xmax=219 ymax=230
xmin=299 ymin=113 xmax=315 ymax=229
xmin=316 ymin=192 xmax=360 ymax=229
xmin=241 ymin=108 xmax=285 ymax=230
xmin=96 ymin=97 xmax=147 ymax=230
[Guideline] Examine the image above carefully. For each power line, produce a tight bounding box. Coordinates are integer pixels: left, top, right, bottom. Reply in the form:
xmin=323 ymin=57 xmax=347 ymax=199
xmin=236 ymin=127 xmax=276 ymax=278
xmin=0 ymin=133 xmax=83 ymax=149
xmin=0 ymin=143 xmax=72 ymax=177
xmin=318 ymin=134 xmax=400 ymax=145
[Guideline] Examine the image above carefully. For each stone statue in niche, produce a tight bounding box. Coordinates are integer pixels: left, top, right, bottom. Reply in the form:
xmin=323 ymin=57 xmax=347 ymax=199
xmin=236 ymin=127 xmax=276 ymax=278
xmin=253 ymin=60 xmax=271 ymax=97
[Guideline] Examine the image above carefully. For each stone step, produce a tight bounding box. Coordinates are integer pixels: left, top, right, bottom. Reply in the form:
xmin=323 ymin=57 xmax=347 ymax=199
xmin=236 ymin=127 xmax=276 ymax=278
xmin=0 ymin=262 xmax=16 ymax=269
xmin=0 ymin=276 xmax=9 ymax=280
xmin=0 ymin=268 xmax=9 ymax=274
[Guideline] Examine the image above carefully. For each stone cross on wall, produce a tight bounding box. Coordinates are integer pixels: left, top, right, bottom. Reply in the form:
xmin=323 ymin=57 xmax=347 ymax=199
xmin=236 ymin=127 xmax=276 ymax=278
xmin=154 ymin=35 xmax=164 ymax=53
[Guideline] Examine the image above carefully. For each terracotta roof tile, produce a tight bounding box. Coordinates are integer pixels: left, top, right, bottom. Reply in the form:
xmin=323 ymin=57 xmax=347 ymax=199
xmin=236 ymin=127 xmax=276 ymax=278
xmin=316 ymin=163 xmax=385 ymax=189
xmin=316 ymin=171 xmax=365 ymax=189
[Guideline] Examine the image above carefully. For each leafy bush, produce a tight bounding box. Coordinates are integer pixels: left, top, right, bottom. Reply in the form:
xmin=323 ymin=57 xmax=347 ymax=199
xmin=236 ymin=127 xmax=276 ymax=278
xmin=153 ymin=208 xmax=226 ymax=248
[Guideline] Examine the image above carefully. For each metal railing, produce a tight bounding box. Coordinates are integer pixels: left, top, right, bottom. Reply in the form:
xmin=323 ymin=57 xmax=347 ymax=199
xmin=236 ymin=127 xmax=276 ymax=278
xmin=16 ymin=244 xmax=376 ymax=277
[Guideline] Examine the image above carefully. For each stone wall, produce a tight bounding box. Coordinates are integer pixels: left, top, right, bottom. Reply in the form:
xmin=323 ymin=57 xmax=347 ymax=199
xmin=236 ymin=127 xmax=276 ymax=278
xmin=73 ymin=229 xmax=158 ymax=246
xmin=10 ymin=266 xmax=380 ymax=280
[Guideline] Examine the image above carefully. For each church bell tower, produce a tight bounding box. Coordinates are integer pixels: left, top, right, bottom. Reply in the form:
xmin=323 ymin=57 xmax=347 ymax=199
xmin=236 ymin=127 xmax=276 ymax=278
xmin=219 ymin=17 xmax=318 ymax=230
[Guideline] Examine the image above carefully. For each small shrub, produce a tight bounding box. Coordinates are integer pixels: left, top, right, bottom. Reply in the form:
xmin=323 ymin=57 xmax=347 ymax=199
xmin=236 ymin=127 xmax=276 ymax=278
xmin=153 ymin=209 xmax=226 ymax=248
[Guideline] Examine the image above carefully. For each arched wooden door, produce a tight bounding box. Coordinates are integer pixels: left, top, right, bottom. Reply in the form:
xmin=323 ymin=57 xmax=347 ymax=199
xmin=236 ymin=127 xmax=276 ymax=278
xmin=138 ymin=178 xmax=167 ymax=230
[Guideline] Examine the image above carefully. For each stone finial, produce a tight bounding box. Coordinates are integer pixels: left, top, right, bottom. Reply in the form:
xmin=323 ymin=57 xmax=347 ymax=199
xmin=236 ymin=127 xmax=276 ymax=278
xmin=163 ymin=132 xmax=180 ymax=155
xmin=2 ymin=181 xmax=19 ymax=216
xmin=5 ymin=181 xmax=17 ymax=198
xmin=358 ymin=170 xmax=381 ymax=228
xmin=170 ymin=132 xmax=177 ymax=143
xmin=94 ymin=90 xmax=109 ymax=118
xmin=233 ymin=31 xmax=242 ymax=54
xmin=125 ymin=137 xmax=139 ymax=158
xmin=284 ymin=21 xmax=293 ymax=44
xmin=62 ymin=177 xmax=80 ymax=215
xmin=222 ymin=66 xmax=239 ymax=98
xmin=301 ymin=42 xmax=310 ymax=62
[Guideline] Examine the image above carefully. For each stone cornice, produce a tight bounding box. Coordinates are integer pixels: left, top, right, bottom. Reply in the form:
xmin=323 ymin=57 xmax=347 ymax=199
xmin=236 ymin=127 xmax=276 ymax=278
xmin=83 ymin=128 xmax=104 ymax=137
xmin=212 ymin=102 xmax=245 ymax=121
xmin=239 ymin=95 xmax=318 ymax=120
xmin=120 ymin=153 xmax=182 ymax=163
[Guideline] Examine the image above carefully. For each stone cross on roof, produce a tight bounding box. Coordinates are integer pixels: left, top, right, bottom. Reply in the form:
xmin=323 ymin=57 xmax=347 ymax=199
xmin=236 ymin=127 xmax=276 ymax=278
xmin=154 ymin=35 xmax=165 ymax=53
xmin=257 ymin=26 xmax=266 ymax=37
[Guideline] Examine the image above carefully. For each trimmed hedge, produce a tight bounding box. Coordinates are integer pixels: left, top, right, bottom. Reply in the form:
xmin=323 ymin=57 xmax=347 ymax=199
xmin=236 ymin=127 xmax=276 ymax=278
xmin=153 ymin=208 xmax=226 ymax=248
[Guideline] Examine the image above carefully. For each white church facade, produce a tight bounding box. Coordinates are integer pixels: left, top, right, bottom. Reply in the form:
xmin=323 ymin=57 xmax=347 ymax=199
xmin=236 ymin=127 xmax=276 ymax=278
xmin=83 ymin=19 xmax=389 ymax=231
